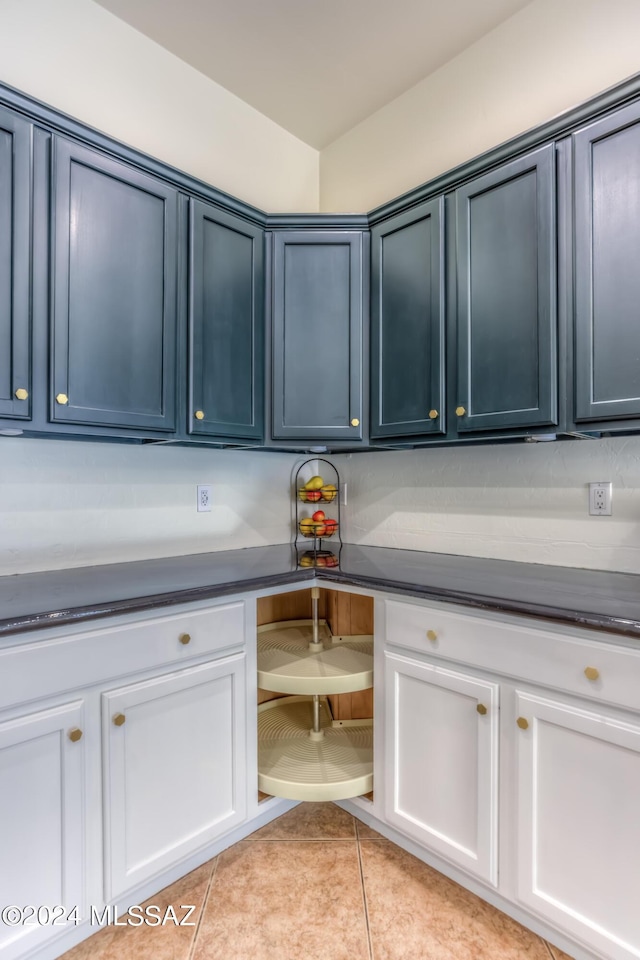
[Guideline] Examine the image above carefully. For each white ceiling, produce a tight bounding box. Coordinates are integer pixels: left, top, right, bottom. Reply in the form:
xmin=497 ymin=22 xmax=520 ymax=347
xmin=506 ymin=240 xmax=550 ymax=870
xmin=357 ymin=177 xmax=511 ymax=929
xmin=95 ymin=0 xmax=532 ymax=149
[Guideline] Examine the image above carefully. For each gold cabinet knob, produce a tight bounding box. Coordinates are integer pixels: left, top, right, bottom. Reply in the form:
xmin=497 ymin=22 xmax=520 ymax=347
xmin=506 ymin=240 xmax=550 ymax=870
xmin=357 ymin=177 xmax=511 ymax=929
xmin=179 ymin=633 xmax=191 ymax=645
xmin=517 ymin=717 xmax=529 ymax=730
xmin=113 ymin=713 xmax=126 ymax=727
xmin=14 ymin=388 xmax=28 ymax=401
xmin=195 ymin=410 xmax=205 ymax=420
xmin=426 ymin=629 xmax=438 ymax=642
xmin=476 ymin=703 xmax=488 ymax=716
xmin=68 ymin=727 xmax=83 ymax=742
xmin=584 ymin=666 xmax=600 ymax=682
xmin=56 ymin=393 xmax=69 ymax=405
xmin=428 ymin=409 xmax=438 ymax=420
xmin=455 ymin=406 xmax=466 ymax=417
xmin=351 ymin=418 xmax=360 ymax=427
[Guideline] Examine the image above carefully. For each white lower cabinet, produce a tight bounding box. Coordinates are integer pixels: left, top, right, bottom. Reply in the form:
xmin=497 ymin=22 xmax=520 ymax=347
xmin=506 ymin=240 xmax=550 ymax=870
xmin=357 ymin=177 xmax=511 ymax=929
xmin=5 ymin=583 xmax=640 ymax=960
xmin=384 ymin=650 xmax=499 ymax=885
xmin=515 ymin=689 xmax=640 ymax=960
xmin=102 ymin=653 xmax=247 ymax=900
xmin=0 ymin=701 xmax=86 ymax=960
xmin=0 ymin=596 xmax=252 ymax=960
xmin=380 ymin=595 xmax=640 ymax=960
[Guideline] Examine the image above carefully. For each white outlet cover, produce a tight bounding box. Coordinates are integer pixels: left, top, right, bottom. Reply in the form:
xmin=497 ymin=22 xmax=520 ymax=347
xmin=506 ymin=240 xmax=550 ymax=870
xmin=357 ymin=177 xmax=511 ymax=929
xmin=197 ymin=485 xmax=212 ymax=512
xmin=588 ymin=481 xmax=612 ymax=516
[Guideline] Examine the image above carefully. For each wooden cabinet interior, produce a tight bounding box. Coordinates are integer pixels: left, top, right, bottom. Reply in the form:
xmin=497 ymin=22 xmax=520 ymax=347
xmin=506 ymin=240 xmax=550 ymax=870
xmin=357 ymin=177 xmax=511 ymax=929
xmin=257 ymin=588 xmax=374 ymax=718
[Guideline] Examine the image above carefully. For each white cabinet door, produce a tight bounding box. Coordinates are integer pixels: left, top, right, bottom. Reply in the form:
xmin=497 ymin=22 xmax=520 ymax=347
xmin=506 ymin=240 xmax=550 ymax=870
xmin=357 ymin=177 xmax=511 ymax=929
xmin=515 ymin=690 xmax=640 ymax=960
xmin=103 ymin=653 xmax=247 ymax=900
xmin=0 ymin=700 xmax=85 ymax=960
xmin=384 ymin=651 xmax=499 ymax=884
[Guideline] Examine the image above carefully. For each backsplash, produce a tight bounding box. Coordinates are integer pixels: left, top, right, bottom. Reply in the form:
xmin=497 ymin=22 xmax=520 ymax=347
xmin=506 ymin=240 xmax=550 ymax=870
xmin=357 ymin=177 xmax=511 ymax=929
xmin=2 ymin=435 xmax=640 ymax=577
xmin=0 ymin=438 xmax=301 ymax=576
xmin=336 ymin=436 xmax=640 ymax=575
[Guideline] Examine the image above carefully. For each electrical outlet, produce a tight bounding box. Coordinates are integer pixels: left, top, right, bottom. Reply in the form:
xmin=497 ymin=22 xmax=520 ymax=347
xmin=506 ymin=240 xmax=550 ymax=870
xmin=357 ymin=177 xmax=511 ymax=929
xmin=340 ymin=482 xmax=348 ymax=507
xmin=589 ymin=482 xmax=612 ymax=516
xmin=197 ymin=484 xmax=212 ymax=512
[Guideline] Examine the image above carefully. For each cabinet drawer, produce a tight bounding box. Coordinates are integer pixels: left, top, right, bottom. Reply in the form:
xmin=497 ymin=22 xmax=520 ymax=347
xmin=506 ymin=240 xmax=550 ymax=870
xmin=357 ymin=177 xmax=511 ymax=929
xmin=384 ymin=598 xmax=640 ymax=714
xmin=0 ymin=601 xmax=246 ymax=710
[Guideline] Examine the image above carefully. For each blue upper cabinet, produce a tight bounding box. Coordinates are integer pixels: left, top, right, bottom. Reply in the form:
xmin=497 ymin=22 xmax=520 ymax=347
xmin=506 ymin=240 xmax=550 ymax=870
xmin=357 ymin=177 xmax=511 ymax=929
xmin=50 ymin=138 xmax=179 ymax=433
xmin=271 ymin=231 xmax=365 ymax=442
xmin=370 ymin=198 xmax=445 ymax=438
xmin=188 ymin=200 xmax=264 ymax=441
xmin=454 ymin=144 xmax=557 ymax=434
xmin=573 ymin=101 xmax=640 ymax=425
xmin=0 ymin=107 xmax=32 ymax=421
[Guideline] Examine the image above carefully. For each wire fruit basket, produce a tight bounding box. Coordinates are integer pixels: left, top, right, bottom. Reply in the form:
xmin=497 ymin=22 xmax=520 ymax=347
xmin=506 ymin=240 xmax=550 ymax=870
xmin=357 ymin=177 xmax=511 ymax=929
xmin=294 ymin=459 xmax=341 ymax=568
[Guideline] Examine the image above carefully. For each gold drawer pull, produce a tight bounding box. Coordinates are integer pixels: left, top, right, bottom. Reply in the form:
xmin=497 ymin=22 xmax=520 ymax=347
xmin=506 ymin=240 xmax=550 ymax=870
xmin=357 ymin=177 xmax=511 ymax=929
xmin=14 ymin=388 xmax=28 ymax=401
xmin=195 ymin=410 xmax=205 ymax=420
xmin=113 ymin=713 xmax=126 ymax=727
xmin=179 ymin=633 xmax=191 ymax=645
xmin=584 ymin=666 xmax=600 ymax=682
xmin=426 ymin=629 xmax=437 ymax=642
xmin=476 ymin=703 xmax=487 ymax=716
xmin=517 ymin=717 xmax=529 ymax=730
xmin=56 ymin=393 xmax=69 ymax=405
xmin=68 ymin=727 xmax=83 ymax=742
xmin=455 ymin=406 xmax=466 ymax=417
xmin=351 ymin=418 xmax=360 ymax=427
xmin=428 ymin=409 xmax=438 ymax=420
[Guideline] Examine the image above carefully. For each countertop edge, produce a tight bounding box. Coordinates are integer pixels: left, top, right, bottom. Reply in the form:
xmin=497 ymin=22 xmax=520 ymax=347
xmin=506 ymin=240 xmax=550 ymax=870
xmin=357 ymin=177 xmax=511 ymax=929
xmin=0 ymin=569 xmax=315 ymax=638
xmin=2 ymin=560 xmax=639 ymax=643
xmin=319 ymin=570 xmax=640 ymax=641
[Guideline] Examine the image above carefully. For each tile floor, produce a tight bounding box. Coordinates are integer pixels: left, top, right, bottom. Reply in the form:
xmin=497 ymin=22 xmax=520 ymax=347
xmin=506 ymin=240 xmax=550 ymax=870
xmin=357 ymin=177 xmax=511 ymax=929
xmin=60 ymin=803 xmax=575 ymax=960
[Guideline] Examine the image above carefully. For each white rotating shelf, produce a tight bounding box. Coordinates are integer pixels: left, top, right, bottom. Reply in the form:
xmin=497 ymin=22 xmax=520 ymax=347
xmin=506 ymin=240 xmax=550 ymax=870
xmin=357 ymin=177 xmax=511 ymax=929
xmin=257 ymin=619 xmax=374 ymax=695
xmin=258 ymin=696 xmax=373 ymax=802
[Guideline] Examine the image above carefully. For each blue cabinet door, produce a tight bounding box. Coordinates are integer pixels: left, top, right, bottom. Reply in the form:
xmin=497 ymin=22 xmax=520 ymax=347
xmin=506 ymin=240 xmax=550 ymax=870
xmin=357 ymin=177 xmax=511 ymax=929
xmin=188 ymin=200 xmax=264 ymax=441
xmin=455 ymin=144 xmax=557 ymax=433
xmin=574 ymin=101 xmax=640 ymax=423
xmin=271 ymin=231 xmax=364 ymax=441
xmin=50 ymin=139 xmax=178 ymax=432
xmin=0 ymin=107 xmax=31 ymax=421
xmin=370 ymin=198 xmax=445 ymax=438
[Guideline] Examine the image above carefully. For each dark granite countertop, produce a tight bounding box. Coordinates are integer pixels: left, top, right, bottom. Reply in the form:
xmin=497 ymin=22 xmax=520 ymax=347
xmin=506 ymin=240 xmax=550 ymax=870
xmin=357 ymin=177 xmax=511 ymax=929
xmin=1 ymin=543 xmax=640 ymax=644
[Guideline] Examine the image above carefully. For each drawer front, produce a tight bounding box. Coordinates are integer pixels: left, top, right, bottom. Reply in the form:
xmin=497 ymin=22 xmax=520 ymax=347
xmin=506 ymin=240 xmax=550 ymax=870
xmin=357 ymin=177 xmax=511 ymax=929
xmin=384 ymin=598 xmax=640 ymax=714
xmin=0 ymin=601 xmax=246 ymax=710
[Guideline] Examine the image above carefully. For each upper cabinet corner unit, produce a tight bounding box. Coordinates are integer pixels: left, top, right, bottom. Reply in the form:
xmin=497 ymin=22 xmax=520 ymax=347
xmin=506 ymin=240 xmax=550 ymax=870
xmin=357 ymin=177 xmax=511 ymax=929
xmin=188 ymin=199 xmax=264 ymax=442
xmin=50 ymin=138 xmax=180 ymax=434
xmin=270 ymin=230 xmax=366 ymax=444
xmin=0 ymin=106 xmax=32 ymax=422
xmin=573 ymin=99 xmax=640 ymax=428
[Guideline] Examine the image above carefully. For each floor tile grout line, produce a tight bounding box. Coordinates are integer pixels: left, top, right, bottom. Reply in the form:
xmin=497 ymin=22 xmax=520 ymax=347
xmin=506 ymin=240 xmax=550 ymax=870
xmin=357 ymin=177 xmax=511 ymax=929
xmin=356 ymin=830 xmax=374 ymax=960
xmin=542 ymin=940 xmax=557 ymax=960
xmin=187 ymin=857 xmax=218 ymax=960
xmin=245 ymin=836 xmax=359 ymax=842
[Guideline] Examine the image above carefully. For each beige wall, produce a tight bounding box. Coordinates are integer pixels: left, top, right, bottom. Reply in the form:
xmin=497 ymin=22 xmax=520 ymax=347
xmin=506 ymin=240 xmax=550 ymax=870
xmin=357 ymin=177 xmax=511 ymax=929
xmin=0 ymin=0 xmax=319 ymax=212
xmin=3 ymin=0 xmax=639 ymax=214
xmin=320 ymin=0 xmax=640 ymax=211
